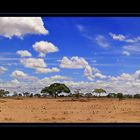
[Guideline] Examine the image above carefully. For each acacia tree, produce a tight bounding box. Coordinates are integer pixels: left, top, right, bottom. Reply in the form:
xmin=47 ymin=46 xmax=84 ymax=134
xmin=117 ymin=93 xmax=123 ymax=100
xmin=0 ymin=89 xmax=9 ymax=97
xmin=41 ymin=83 xmax=71 ymax=98
xmin=93 ymin=88 xmax=106 ymax=97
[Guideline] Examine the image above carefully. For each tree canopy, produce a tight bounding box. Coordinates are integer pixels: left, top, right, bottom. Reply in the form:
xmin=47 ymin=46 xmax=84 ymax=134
xmin=41 ymin=83 xmax=70 ymax=98
xmin=93 ymin=88 xmax=106 ymax=96
xmin=134 ymin=94 xmax=140 ymax=99
xmin=0 ymin=89 xmax=9 ymax=97
xmin=116 ymin=93 xmax=123 ymax=100
xmin=107 ymin=93 xmax=117 ymax=98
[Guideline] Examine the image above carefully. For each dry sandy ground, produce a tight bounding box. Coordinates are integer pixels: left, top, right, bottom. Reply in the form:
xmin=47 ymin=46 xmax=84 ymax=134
xmin=0 ymin=98 xmax=139 ymax=123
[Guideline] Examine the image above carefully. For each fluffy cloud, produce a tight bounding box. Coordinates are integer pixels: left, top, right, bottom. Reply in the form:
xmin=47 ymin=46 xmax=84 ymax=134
xmin=60 ymin=56 xmax=88 ymax=69
xmin=109 ymin=71 xmax=140 ymax=82
xmin=20 ymin=58 xmax=47 ymax=69
xmin=60 ymin=56 xmax=96 ymax=81
xmin=20 ymin=58 xmax=60 ymax=74
xmin=122 ymin=51 xmax=130 ymax=56
xmin=11 ymin=70 xmax=27 ymax=78
xmin=11 ymin=70 xmax=38 ymax=83
xmin=95 ymin=35 xmax=110 ymax=48
xmin=0 ymin=66 xmax=7 ymax=74
xmin=33 ymin=41 xmax=59 ymax=57
xmin=3 ymin=69 xmax=140 ymax=95
xmin=84 ymin=65 xmax=94 ymax=80
xmin=17 ymin=50 xmax=32 ymax=57
xmin=59 ymin=56 xmax=103 ymax=81
xmin=0 ymin=17 xmax=48 ymax=39
xmin=36 ymin=67 xmax=60 ymax=74
xmin=94 ymin=73 xmax=106 ymax=79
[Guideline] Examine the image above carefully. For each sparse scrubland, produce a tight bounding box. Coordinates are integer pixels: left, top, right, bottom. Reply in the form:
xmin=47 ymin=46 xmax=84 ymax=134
xmin=0 ymin=83 xmax=140 ymax=122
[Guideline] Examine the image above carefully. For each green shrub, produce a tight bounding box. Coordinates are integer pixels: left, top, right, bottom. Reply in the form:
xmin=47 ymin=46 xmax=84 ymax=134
xmin=117 ymin=93 xmax=123 ymax=100
xmin=85 ymin=93 xmax=92 ymax=98
xmin=123 ymin=94 xmax=133 ymax=98
xmin=34 ymin=94 xmax=41 ymax=98
xmin=29 ymin=93 xmax=33 ymax=97
xmin=134 ymin=94 xmax=140 ymax=99
xmin=107 ymin=93 xmax=117 ymax=98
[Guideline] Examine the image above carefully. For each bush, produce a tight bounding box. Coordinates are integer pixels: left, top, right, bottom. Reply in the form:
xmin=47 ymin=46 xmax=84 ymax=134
xmin=0 ymin=89 xmax=9 ymax=97
xmin=29 ymin=93 xmax=33 ymax=97
xmin=68 ymin=93 xmax=73 ymax=97
xmin=85 ymin=93 xmax=92 ymax=98
xmin=123 ymin=94 xmax=133 ymax=98
xmin=34 ymin=94 xmax=41 ymax=98
xmin=134 ymin=94 xmax=140 ymax=99
xmin=59 ymin=95 xmax=65 ymax=97
xmin=18 ymin=93 xmax=22 ymax=97
xmin=107 ymin=93 xmax=117 ymax=98
xmin=117 ymin=93 xmax=123 ymax=100
xmin=72 ymin=93 xmax=83 ymax=99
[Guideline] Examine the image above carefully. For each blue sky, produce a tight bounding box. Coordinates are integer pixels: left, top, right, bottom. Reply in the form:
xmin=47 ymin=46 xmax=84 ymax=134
xmin=1 ymin=17 xmax=140 ymax=94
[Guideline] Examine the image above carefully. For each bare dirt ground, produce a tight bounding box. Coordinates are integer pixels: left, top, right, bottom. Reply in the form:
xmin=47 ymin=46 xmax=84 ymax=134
xmin=0 ymin=98 xmax=139 ymax=123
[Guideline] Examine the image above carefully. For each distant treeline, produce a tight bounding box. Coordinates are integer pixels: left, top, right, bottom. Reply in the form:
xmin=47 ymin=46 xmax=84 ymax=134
xmin=0 ymin=83 xmax=140 ymax=99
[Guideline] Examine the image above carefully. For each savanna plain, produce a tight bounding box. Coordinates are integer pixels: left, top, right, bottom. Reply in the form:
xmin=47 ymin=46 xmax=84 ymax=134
xmin=0 ymin=97 xmax=139 ymax=123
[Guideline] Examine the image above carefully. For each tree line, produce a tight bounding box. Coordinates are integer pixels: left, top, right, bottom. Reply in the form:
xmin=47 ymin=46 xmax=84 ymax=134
xmin=0 ymin=83 xmax=140 ymax=99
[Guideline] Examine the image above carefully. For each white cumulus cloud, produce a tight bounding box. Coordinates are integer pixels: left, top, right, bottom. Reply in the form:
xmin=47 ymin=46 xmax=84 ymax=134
xmin=20 ymin=58 xmax=47 ymax=69
xmin=11 ymin=70 xmax=38 ymax=83
xmin=0 ymin=17 xmax=48 ymax=39
xmin=60 ymin=56 xmax=95 ymax=80
xmin=59 ymin=56 xmax=88 ymax=69
xmin=11 ymin=70 xmax=27 ymax=78
xmin=20 ymin=58 xmax=60 ymax=74
xmin=84 ymin=65 xmax=94 ymax=80
xmin=33 ymin=41 xmax=59 ymax=57
xmin=17 ymin=50 xmax=32 ymax=57
xmin=94 ymin=73 xmax=106 ymax=79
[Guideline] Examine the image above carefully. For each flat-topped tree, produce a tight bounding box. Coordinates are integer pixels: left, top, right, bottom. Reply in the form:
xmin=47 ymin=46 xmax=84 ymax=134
xmin=41 ymin=83 xmax=71 ymax=98
xmin=93 ymin=88 xmax=106 ymax=97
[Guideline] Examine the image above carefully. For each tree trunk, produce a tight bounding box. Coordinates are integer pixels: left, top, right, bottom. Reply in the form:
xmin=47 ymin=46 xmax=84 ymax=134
xmin=55 ymin=94 xmax=57 ymax=98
